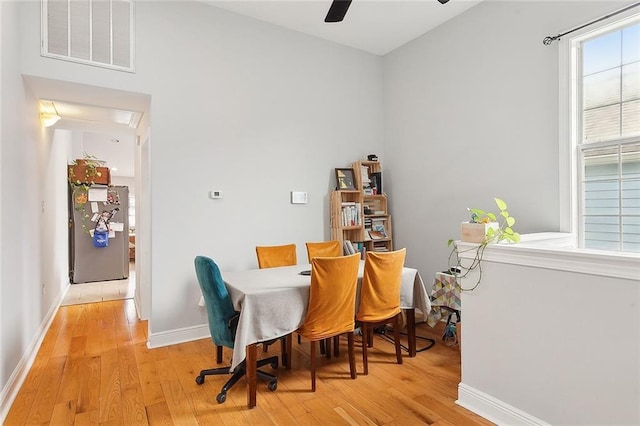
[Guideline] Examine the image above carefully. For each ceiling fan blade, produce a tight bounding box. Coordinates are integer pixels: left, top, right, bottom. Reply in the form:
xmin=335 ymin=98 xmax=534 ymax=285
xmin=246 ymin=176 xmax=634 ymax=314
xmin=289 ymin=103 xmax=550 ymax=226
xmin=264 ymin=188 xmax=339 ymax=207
xmin=325 ymin=0 xmax=352 ymax=23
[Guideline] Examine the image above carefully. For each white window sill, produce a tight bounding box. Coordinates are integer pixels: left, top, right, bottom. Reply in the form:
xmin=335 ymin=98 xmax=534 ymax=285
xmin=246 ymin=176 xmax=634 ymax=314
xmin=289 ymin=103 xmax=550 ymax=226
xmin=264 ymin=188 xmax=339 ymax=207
xmin=455 ymin=232 xmax=640 ymax=281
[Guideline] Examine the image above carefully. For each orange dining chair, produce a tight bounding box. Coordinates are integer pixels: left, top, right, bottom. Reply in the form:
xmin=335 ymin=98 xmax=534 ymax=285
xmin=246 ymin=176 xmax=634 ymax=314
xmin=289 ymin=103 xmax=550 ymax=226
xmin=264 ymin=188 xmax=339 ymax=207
xmin=255 ymin=243 xmax=297 ymax=353
xmin=304 ymin=239 xmax=347 ymax=358
xmin=255 ymin=244 xmax=297 ymax=269
xmin=305 ymin=240 xmax=342 ymax=263
xmin=296 ymin=253 xmax=360 ymax=391
xmin=355 ymin=248 xmax=407 ymax=375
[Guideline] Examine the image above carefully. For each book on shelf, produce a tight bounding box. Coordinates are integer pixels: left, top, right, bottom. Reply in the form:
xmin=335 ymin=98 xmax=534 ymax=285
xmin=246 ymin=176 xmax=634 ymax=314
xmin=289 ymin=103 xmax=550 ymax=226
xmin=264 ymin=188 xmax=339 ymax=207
xmin=340 ymin=202 xmax=361 ymax=227
xmin=371 ymin=222 xmax=387 ymax=237
xmin=368 ymin=230 xmax=386 ymax=240
xmin=343 ymin=240 xmax=357 ymax=255
xmin=372 ymin=241 xmax=389 ymax=252
xmin=359 ymin=165 xmax=371 ymax=188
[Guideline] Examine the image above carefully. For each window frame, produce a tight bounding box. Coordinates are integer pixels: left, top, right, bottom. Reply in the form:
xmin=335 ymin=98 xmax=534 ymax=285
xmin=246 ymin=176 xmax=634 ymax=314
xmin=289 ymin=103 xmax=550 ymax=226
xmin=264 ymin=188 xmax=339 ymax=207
xmin=559 ymin=9 xmax=640 ymax=251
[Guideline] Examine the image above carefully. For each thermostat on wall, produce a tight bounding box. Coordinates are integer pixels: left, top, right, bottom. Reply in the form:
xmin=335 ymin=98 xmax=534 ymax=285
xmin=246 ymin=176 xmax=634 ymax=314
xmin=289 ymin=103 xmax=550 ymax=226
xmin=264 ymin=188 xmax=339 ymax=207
xmin=209 ymin=190 xmax=223 ymax=199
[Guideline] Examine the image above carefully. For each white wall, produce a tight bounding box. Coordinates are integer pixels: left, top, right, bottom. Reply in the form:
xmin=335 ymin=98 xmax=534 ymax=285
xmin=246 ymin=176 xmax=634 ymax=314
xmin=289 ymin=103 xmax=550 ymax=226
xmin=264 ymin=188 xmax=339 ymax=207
xmin=17 ymin=0 xmax=384 ymax=336
xmin=0 ymin=2 xmax=71 ymax=418
xmin=382 ymin=0 xmax=632 ymax=286
xmin=456 ymin=237 xmax=640 ymax=425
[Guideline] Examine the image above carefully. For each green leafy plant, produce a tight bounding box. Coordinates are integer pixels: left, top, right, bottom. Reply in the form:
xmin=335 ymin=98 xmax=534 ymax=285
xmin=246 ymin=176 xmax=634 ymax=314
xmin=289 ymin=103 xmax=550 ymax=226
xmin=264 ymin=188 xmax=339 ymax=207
xmin=68 ymin=152 xmax=106 ymax=234
xmin=446 ymin=197 xmax=520 ymax=291
xmin=68 ymin=152 xmax=105 ymax=186
xmin=464 ymin=197 xmax=520 ymax=244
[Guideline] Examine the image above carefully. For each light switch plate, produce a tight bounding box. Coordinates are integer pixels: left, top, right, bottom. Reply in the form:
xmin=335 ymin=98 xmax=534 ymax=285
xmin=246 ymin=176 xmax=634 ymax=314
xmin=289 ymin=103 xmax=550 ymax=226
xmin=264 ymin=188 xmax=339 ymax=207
xmin=291 ymin=191 xmax=308 ymax=204
xmin=209 ymin=190 xmax=223 ymax=199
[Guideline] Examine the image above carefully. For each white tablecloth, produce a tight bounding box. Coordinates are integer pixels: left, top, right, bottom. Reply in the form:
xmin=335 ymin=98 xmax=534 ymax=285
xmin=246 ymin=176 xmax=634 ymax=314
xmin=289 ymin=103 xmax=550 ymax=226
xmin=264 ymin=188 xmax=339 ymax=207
xmin=200 ymin=261 xmax=431 ymax=371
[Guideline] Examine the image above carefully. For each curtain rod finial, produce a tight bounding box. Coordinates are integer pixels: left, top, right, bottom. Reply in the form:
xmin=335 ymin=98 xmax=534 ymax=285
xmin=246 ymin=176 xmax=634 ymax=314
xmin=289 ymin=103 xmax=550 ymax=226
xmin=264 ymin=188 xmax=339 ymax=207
xmin=543 ymin=36 xmax=556 ymax=46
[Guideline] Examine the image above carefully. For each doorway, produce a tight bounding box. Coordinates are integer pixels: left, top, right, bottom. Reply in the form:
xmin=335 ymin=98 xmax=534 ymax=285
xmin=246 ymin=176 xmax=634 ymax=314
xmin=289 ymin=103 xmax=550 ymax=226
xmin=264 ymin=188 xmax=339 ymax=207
xmin=24 ymin=75 xmax=151 ymax=319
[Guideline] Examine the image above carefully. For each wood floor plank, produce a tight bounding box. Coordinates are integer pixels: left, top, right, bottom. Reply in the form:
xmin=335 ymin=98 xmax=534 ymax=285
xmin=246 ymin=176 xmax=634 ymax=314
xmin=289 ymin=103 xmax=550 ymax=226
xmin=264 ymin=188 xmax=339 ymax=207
xmin=144 ymin=401 xmax=174 ymax=426
xmin=72 ymin=409 xmax=99 ymax=425
xmin=2 ymin=390 xmax=36 ymax=425
xmin=120 ymin=384 xmax=150 ymax=425
xmin=55 ymin=357 xmax=82 ymax=404
xmin=6 ymin=301 xmax=493 ymax=426
xmin=98 ymin=357 xmax=123 ymax=423
xmin=24 ymin=355 xmax=67 ymax=424
xmin=48 ymin=400 xmax=76 ymax=425
xmin=76 ymin=355 xmax=101 ymax=414
xmin=137 ymin=360 xmax=166 ymax=407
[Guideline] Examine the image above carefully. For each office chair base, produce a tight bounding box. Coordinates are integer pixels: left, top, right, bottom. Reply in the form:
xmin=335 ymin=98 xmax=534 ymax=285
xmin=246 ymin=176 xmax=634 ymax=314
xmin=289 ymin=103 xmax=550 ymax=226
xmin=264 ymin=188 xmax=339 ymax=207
xmin=195 ymin=355 xmax=279 ymax=404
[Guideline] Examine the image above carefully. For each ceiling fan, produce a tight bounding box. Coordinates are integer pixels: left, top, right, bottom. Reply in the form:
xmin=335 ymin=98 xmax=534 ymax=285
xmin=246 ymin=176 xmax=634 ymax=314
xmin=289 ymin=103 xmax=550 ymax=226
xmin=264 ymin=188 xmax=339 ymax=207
xmin=325 ymin=0 xmax=450 ymax=23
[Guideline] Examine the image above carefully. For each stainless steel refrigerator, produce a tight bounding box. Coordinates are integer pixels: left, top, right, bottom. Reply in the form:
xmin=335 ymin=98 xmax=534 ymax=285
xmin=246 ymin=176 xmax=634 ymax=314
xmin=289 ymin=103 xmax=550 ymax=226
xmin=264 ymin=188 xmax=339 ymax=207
xmin=69 ymin=184 xmax=129 ymax=283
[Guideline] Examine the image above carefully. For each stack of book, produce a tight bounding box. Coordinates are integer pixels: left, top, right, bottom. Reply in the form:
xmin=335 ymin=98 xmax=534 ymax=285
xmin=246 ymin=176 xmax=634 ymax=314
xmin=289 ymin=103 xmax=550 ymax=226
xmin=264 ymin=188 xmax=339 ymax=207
xmin=359 ymin=165 xmax=371 ymax=192
xmin=343 ymin=240 xmax=366 ymax=258
xmin=340 ymin=202 xmax=361 ymax=226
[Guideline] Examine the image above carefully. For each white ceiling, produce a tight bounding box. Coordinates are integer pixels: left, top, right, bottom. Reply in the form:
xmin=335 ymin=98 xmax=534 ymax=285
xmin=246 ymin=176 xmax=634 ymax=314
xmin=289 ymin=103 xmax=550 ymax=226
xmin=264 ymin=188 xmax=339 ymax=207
xmin=203 ymin=0 xmax=484 ymax=55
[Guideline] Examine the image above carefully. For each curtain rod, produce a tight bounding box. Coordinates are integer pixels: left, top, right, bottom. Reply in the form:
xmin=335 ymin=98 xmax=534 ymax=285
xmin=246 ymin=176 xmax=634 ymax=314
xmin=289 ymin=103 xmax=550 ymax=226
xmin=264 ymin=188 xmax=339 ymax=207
xmin=543 ymin=1 xmax=640 ymax=45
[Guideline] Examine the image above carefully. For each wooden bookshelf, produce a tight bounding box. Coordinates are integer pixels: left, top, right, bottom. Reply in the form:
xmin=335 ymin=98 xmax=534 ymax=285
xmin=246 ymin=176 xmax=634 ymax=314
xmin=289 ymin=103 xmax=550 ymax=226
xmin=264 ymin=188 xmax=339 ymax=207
xmin=330 ymin=160 xmax=393 ymax=255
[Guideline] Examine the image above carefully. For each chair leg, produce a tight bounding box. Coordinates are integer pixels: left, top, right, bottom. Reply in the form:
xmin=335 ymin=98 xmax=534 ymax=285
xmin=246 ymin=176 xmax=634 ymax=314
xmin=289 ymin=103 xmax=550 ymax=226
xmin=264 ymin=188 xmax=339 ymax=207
xmin=392 ymin=315 xmax=403 ymax=365
xmin=263 ymin=342 xmax=268 ymax=352
xmin=325 ymin=338 xmax=332 ymax=360
xmin=220 ymin=366 xmax=246 ymax=394
xmin=333 ymin=335 xmax=340 ymax=357
xmin=216 ymin=345 xmax=223 ymax=364
xmin=361 ymin=323 xmax=369 ymax=375
xmin=347 ymin=332 xmax=356 ymax=379
xmin=310 ymin=340 xmax=317 ymax=392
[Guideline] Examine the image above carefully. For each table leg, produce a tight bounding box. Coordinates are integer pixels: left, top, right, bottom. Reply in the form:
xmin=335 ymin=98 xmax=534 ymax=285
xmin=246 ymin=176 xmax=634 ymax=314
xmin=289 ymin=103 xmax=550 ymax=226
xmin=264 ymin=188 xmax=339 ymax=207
xmin=246 ymin=343 xmax=257 ymax=409
xmin=285 ymin=334 xmax=293 ymax=369
xmin=406 ymin=308 xmax=416 ymax=357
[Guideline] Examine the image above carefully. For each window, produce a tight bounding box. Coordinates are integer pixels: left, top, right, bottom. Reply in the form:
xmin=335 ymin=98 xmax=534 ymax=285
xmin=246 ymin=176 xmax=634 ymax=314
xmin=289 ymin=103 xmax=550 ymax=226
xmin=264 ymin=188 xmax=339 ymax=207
xmin=563 ymin=13 xmax=640 ymax=253
xmin=41 ymin=0 xmax=135 ymax=72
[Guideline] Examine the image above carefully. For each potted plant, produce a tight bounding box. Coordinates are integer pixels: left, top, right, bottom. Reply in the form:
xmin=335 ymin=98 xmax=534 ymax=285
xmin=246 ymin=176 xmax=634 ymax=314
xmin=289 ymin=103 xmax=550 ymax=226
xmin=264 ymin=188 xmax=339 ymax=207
xmin=447 ymin=198 xmax=520 ymax=290
xmin=68 ymin=152 xmax=110 ymax=234
xmin=68 ymin=152 xmax=110 ymax=186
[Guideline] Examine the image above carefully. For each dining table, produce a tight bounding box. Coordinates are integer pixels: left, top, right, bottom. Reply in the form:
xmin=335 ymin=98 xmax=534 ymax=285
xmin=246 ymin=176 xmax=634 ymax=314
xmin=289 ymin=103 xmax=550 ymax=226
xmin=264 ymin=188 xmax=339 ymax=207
xmin=199 ymin=261 xmax=431 ymax=408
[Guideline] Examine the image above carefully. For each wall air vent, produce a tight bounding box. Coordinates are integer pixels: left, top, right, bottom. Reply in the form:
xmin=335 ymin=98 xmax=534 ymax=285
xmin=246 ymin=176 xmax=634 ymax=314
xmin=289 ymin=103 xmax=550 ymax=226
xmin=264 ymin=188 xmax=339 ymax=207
xmin=41 ymin=0 xmax=135 ymax=72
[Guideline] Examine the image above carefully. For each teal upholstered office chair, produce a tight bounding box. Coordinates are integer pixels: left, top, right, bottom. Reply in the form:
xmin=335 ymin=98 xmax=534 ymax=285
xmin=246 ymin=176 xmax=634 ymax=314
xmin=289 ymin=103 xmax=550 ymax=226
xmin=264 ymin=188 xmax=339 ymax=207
xmin=194 ymin=255 xmax=279 ymax=403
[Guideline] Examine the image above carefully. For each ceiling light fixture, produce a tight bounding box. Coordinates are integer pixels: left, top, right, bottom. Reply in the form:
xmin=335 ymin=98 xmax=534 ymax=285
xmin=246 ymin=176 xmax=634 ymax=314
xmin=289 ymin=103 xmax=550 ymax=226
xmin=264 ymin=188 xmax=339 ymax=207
xmin=39 ymin=100 xmax=61 ymax=127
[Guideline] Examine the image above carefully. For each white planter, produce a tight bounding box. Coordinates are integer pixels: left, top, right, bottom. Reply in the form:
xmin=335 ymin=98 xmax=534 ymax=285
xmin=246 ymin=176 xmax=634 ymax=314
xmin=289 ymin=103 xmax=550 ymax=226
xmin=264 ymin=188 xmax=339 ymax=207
xmin=460 ymin=222 xmax=499 ymax=243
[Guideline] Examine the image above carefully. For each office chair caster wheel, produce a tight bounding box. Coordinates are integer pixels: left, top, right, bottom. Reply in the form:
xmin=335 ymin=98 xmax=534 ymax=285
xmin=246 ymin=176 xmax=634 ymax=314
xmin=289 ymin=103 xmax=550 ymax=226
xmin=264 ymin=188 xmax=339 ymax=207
xmin=216 ymin=392 xmax=227 ymax=404
xmin=195 ymin=375 xmax=204 ymax=385
xmin=268 ymin=380 xmax=277 ymax=391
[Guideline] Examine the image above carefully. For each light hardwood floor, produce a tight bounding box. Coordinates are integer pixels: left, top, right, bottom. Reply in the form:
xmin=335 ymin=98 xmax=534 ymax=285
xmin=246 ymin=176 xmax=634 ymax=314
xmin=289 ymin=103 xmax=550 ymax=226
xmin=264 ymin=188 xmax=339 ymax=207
xmin=5 ymin=300 xmax=493 ymax=425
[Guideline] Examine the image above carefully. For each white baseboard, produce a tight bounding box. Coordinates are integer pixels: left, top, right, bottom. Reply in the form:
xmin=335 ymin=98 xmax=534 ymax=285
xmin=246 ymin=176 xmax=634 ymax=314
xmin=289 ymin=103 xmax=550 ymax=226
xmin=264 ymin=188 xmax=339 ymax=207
xmin=147 ymin=324 xmax=210 ymax=349
xmin=0 ymin=287 xmax=66 ymax=423
xmin=456 ymin=383 xmax=550 ymax=426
